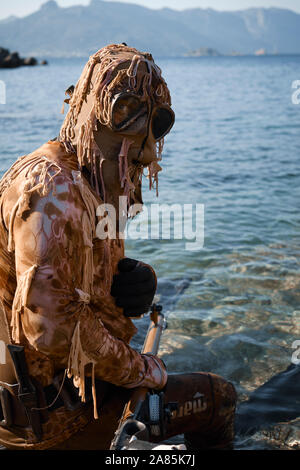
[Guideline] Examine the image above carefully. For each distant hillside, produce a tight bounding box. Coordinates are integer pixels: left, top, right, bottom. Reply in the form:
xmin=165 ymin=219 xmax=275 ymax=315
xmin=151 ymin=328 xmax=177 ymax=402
xmin=0 ymin=0 xmax=299 ymax=57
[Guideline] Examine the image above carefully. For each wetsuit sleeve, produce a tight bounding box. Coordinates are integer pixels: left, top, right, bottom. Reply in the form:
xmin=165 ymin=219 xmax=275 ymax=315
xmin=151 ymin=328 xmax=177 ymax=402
xmin=9 ymin=171 xmax=166 ymax=393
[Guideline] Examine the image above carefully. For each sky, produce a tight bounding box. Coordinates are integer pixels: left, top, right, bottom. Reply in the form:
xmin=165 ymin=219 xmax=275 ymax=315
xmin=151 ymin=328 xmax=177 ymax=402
xmin=0 ymin=0 xmax=300 ymax=20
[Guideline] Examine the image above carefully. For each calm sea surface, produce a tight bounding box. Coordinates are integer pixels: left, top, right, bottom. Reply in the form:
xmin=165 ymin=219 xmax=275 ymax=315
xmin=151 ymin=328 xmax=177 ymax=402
xmin=1 ymin=55 xmax=300 ymax=449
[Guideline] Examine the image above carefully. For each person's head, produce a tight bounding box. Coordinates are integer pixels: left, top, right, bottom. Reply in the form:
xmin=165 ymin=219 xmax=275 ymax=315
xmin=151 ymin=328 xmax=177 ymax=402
xmin=59 ymin=44 xmax=174 ymax=212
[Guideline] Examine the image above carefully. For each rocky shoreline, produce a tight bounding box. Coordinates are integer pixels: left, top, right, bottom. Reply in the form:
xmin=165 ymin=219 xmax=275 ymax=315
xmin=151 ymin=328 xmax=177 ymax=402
xmin=0 ymin=47 xmax=47 ymax=68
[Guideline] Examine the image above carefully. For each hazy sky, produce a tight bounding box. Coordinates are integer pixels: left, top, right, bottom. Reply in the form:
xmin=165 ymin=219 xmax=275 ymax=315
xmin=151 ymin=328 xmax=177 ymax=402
xmin=1 ymin=0 xmax=300 ymax=20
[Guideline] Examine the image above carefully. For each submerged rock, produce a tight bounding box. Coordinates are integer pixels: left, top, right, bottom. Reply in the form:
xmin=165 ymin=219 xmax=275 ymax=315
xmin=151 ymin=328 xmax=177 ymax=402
xmin=235 ymin=363 xmax=300 ymax=437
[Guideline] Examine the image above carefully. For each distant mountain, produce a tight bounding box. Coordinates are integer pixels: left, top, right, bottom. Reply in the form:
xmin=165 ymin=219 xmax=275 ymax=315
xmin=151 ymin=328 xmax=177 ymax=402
xmin=0 ymin=0 xmax=299 ymax=57
xmin=0 ymin=15 xmax=18 ymax=24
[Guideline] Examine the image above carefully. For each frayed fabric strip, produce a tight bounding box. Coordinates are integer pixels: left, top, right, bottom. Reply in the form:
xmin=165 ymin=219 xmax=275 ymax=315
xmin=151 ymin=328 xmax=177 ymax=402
xmin=11 ymin=265 xmax=38 ymax=344
xmin=148 ymin=160 xmax=162 ymax=197
xmin=75 ymin=288 xmax=91 ymax=304
xmin=6 ymin=157 xmax=62 ymax=252
xmin=67 ymin=321 xmax=99 ymax=420
xmin=118 ymin=138 xmax=135 ymax=206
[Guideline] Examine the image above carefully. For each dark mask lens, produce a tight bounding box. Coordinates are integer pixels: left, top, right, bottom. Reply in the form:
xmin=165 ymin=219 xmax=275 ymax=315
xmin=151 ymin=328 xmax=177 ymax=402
xmin=151 ymin=107 xmax=175 ymax=141
xmin=112 ymin=95 xmax=145 ymax=129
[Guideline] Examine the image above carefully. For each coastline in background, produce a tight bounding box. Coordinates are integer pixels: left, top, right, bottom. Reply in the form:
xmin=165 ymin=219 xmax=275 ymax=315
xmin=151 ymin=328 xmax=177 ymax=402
xmin=0 ymin=1 xmax=300 ymax=58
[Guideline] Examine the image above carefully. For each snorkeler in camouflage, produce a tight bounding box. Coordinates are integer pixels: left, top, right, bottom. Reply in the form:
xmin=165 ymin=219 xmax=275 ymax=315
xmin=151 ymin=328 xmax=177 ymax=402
xmin=0 ymin=44 xmax=236 ymax=450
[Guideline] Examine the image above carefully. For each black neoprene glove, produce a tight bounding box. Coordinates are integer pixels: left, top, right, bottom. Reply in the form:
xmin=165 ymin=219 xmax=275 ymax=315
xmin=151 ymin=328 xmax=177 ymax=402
xmin=111 ymin=258 xmax=157 ymax=317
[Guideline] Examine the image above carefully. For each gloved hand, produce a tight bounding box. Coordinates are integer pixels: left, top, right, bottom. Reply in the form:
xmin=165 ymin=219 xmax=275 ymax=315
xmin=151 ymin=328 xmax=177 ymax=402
xmin=111 ymin=258 xmax=157 ymax=317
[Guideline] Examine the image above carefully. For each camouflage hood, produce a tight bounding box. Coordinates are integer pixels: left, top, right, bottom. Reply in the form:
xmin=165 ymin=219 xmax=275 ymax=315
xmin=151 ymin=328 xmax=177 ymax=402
xmin=59 ymin=43 xmax=174 ymax=207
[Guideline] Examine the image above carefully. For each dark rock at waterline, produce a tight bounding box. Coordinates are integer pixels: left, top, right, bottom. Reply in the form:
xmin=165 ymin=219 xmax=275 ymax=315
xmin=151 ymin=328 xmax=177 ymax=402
xmin=1 ymin=52 xmax=22 ymax=68
xmin=21 ymin=56 xmax=38 ymax=66
xmin=0 ymin=47 xmax=9 ymax=61
xmin=0 ymin=47 xmax=42 ymax=68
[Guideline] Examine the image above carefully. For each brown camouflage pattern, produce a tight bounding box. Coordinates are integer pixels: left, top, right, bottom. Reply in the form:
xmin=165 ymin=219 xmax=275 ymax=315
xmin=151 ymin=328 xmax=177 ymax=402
xmin=0 ymin=140 xmax=166 ymax=449
xmin=50 ymin=372 xmax=237 ymax=450
xmin=0 ymin=44 xmax=236 ymax=449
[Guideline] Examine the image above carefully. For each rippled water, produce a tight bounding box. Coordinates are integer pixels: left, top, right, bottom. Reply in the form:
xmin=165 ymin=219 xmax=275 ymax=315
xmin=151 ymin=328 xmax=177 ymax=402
xmin=1 ymin=55 xmax=300 ymax=449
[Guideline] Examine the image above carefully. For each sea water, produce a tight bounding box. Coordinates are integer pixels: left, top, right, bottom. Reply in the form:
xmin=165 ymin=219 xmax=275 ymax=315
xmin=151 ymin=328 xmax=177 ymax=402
xmin=1 ymin=55 xmax=300 ymax=449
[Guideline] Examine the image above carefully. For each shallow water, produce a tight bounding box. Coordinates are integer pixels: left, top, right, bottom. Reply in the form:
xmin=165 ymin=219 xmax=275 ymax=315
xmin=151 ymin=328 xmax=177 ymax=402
xmin=1 ymin=55 xmax=300 ymax=449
